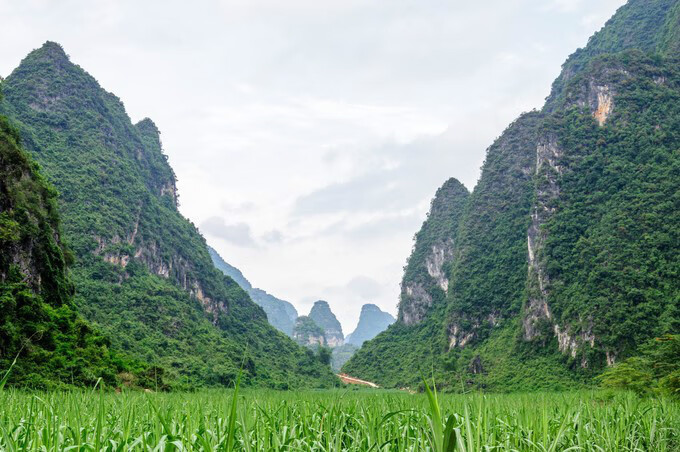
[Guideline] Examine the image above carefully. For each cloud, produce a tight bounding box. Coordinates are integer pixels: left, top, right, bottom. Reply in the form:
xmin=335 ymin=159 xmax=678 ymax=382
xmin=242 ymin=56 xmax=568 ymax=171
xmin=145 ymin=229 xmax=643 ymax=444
xmin=292 ymin=125 xmax=485 ymax=218
xmin=0 ymin=0 xmax=626 ymax=331
xmin=200 ymin=217 xmax=257 ymax=248
xmin=345 ymin=276 xmax=383 ymax=299
xmin=261 ymin=229 xmax=284 ymax=243
xmin=220 ymin=201 xmax=255 ymax=214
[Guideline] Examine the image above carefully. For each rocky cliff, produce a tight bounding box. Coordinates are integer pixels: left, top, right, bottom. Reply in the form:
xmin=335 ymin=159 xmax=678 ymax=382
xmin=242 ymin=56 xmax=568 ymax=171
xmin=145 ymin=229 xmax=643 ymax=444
xmin=0 ymin=42 xmax=337 ymax=388
xmin=292 ymin=316 xmax=326 ymax=347
xmin=344 ymin=0 xmax=680 ymax=390
xmin=309 ymin=300 xmax=344 ymax=347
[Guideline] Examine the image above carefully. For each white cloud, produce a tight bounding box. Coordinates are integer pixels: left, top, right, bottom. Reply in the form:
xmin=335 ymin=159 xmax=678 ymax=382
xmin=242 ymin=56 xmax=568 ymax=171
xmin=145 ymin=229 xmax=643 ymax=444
xmin=0 ymin=0 xmax=626 ymax=331
xmin=200 ymin=218 xmax=257 ymax=248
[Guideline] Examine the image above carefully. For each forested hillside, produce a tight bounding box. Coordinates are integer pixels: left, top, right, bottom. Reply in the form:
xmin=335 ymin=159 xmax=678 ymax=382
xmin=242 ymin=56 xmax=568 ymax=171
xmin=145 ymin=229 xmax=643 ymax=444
xmin=344 ymin=0 xmax=680 ymax=391
xmin=0 ymin=42 xmax=336 ymax=389
xmin=0 ymin=107 xmax=144 ymax=388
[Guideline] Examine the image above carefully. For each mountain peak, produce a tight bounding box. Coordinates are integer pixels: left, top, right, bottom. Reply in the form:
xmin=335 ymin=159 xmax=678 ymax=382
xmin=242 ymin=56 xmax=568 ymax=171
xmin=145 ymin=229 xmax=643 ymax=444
xmin=30 ymin=41 xmax=70 ymax=67
xmin=309 ymin=300 xmax=344 ymax=347
xmin=346 ymin=304 xmax=395 ymax=347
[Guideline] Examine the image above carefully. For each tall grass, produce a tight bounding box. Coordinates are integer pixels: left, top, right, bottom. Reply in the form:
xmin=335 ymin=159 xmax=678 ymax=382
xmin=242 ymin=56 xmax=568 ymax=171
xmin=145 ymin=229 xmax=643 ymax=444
xmin=0 ymin=388 xmax=677 ymax=450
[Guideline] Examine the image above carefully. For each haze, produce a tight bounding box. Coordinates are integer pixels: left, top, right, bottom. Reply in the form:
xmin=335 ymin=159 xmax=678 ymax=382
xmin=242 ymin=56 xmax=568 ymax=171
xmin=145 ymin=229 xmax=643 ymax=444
xmin=0 ymin=0 xmax=625 ymax=332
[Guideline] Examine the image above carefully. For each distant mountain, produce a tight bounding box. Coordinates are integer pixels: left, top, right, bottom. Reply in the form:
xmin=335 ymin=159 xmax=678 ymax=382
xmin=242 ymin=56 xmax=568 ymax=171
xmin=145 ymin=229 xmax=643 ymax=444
xmin=208 ymin=246 xmax=298 ymax=335
xmin=309 ymin=300 xmax=344 ymax=347
xmin=330 ymin=344 xmax=359 ymax=372
xmin=292 ymin=316 xmax=326 ymax=347
xmin=344 ymin=0 xmax=680 ymax=390
xmin=346 ymin=304 xmax=395 ymax=347
xmin=0 ymin=42 xmax=336 ymax=388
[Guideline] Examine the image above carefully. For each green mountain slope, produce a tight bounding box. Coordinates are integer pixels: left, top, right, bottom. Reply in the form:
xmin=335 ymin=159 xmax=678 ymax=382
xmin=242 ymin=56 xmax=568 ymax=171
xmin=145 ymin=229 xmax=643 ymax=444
xmin=344 ymin=0 xmax=680 ymax=390
xmin=209 ymin=246 xmax=298 ymax=336
xmin=343 ymin=177 xmax=472 ymax=388
xmin=0 ymin=42 xmax=336 ymax=389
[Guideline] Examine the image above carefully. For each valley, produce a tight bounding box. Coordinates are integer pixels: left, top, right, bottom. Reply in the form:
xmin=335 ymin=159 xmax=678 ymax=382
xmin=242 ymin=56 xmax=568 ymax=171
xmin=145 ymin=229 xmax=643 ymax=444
xmin=0 ymin=0 xmax=679 ymax=449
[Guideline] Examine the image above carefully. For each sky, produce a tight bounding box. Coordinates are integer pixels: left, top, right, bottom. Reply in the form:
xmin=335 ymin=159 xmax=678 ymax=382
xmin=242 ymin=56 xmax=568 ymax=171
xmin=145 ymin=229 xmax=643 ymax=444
xmin=0 ymin=0 xmax=625 ymax=333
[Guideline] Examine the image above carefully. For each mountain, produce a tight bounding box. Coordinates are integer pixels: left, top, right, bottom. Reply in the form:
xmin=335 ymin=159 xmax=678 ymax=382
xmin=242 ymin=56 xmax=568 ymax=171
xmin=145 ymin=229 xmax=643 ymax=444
xmin=346 ymin=304 xmax=395 ymax=347
xmin=0 ymin=110 xmax=150 ymax=388
xmin=309 ymin=300 xmax=344 ymax=347
xmin=344 ymin=0 xmax=680 ymax=390
xmin=209 ymin=246 xmax=298 ymax=335
xmin=0 ymin=42 xmax=336 ymax=389
xmin=292 ymin=316 xmax=326 ymax=347
xmin=331 ymin=344 xmax=359 ymax=372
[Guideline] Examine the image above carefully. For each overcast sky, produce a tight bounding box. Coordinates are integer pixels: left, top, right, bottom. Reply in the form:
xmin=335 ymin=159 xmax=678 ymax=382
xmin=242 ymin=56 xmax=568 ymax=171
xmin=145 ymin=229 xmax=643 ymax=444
xmin=0 ymin=0 xmax=625 ymax=333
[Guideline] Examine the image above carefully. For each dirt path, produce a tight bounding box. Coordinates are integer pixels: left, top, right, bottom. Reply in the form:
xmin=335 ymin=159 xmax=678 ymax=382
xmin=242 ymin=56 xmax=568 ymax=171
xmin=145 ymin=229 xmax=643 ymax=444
xmin=336 ymin=373 xmax=380 ymax=388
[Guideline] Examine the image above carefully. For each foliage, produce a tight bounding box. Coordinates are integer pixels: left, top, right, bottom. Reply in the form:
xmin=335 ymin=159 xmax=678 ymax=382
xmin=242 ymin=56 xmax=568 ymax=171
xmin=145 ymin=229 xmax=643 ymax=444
xmin=539 ymin=52 xmax=680 ymax=367
xmin=315 ymin=345 xmax=332 ymax=366
xmin=599 ymin=334 xmax=680 ymax=396
xmin=0 ymin=389 xmax=677 ymax=450
xmin=548 ymin=0 xmax=680 ymax=104
xmin=0 ymin=114 xmax=151 ymax=388
xmin=400 ymin=178 xmax=469 ymax=304
xmin=330 ymin=343 xmax=358 ymax=371
xmin=346 ymin=0 xmax=680 ymax=391
xmin=292 ymin=316 xmax=326 ymax=346
xmin=0 ymin=42 xmax=336 ymax=389
xmin=308 ymin=300 xmax=344 ymax=343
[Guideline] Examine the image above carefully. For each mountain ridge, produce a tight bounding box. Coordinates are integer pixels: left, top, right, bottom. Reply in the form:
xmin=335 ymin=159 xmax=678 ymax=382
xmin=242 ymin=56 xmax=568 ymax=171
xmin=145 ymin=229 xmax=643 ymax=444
xmin=343 ymin=0 xmax=680 ymax=390
xmin=0 ymin=41 xmax=337 ymax=388
xmin=209 ymin=246 xmax=298 ymax=335
xmin=346 ymin=304 xmax=395 ymax=347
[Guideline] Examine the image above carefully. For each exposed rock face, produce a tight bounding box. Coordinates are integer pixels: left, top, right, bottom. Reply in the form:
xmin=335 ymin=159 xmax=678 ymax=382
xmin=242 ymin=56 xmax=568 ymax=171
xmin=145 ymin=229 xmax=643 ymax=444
xmin=1 ymin=42 xmax=234 ymax=320
xmin=346 ymin=304 xmax=395 ymax=347
xmin=446 ymin=112 xmax=540 ymax=350
xmin=523 ymin=134 xmax=562 ymax=342
xmin=425 ymin=241 xmax=455 ymax=291
xmin=208 ymin=246 xmax=298 ymax=334
xmin=469 ymin=355 xmax=484 ymax=375
xmin=342 ymin=0 xmax=680 ymax=389
xmin=309 ymin=300 xmax=344 ymax=347
xmin=0 ymin=116 xmax=70 ymax=301
xmin=399 ymin=179 xmax=469 ymax=326
xmin=400 ymin=284 xmax=433 ymax=326
xmin=292 ymin=316 xmax=326 ymax=347
xmin=592 ymin=85 xmax=613 ymax=126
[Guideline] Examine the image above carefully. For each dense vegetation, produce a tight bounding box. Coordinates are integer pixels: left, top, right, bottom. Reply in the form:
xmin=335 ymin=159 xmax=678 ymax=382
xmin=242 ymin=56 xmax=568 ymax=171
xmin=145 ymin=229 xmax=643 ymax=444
xmin=344 ymin=0 xmax=680 ymax=390
xmin=0 ymin=109 xmax=149 ymax=388
xmin=538 ymin=52 xmax=680 ymax=366
xmin=0 ymin=388 xmax=677 ymax=450
xmin=599 ymin=334 xmax=680 ymax=396
xmin=0 ymin=42 xmax=336 ymax=389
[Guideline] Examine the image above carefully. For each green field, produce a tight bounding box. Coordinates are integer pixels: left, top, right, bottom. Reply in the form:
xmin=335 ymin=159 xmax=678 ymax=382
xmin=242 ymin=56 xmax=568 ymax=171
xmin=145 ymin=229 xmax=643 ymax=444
xmin=0 ymin=388 xmax=677 ymax=451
